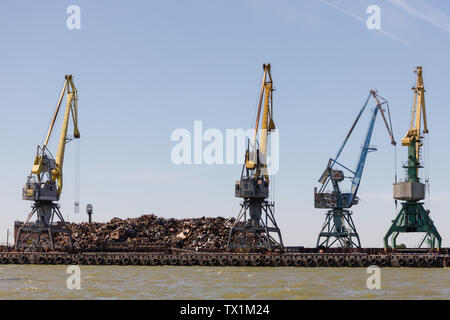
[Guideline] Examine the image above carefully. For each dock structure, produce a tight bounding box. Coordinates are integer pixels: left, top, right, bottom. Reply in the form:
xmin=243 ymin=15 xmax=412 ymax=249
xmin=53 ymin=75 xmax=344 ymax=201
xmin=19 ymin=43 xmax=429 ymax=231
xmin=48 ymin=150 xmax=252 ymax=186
xmin=0 ymin=247 xmax=448 ymax=268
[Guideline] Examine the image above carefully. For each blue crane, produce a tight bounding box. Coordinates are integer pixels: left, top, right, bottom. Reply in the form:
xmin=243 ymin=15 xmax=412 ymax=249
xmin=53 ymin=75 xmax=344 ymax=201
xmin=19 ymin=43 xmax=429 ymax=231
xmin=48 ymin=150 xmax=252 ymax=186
xmin=314 ymin=90 xmax=396 ymax=248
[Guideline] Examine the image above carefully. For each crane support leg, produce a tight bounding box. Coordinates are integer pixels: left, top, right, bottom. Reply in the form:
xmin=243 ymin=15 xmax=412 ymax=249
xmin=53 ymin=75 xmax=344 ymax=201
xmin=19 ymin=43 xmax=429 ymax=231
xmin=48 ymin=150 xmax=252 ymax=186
xmin=384 ymin=202 xmax=442 ymax=249
xmin=15 ymin=202 xmax=72 ymax=250
xmin=316 ymin=209 xmax=361 ymax=248
xmin=228 ymin=200 xmax=283 ymax=251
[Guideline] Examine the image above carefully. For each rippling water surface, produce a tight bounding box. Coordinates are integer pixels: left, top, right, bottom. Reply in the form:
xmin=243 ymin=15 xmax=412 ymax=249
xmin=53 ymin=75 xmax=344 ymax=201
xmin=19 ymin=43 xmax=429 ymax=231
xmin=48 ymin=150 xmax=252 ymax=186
xmin=0 ymin=265 xmax=448 ymax=299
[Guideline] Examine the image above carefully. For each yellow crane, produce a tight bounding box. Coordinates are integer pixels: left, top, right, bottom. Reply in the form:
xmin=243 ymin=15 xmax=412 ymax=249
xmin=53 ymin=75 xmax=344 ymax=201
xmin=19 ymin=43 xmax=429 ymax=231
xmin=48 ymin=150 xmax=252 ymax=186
xmin=16 ymin=75 xmax=80 ymax=250
xmin=31 ymin=75 xmax=80 ymax=199
xmin=228 ymin=64 xmax=283 ymax=251
xmin=384 ymin=66 xmax=441 ymax=249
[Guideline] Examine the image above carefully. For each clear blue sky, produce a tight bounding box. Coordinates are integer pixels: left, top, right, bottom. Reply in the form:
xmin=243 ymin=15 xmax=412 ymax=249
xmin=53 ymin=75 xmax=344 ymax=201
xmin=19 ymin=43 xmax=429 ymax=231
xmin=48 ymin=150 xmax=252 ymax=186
xmin=0 ymin=0 xmax=449 ymax=247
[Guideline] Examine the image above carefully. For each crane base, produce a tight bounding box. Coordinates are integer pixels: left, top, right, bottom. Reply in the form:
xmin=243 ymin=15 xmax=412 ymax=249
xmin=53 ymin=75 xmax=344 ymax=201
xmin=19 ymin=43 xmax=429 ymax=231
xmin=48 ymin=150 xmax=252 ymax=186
xmin=15 ymin=202 xmax=72 ymax=251
xmin=384 ymin=202 xmax=442 ymax=249
xmin=317 ymin=209 xmax=361 ymax=248
xmin=227 ymin=199 xmax=283 ymax=251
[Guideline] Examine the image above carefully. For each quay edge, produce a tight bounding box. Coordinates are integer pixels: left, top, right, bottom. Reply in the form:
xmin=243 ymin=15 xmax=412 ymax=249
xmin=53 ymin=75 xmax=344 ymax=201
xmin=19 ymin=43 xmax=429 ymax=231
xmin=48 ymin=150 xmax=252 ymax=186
xmin=0 ymin=248 xmax=448 ymax=268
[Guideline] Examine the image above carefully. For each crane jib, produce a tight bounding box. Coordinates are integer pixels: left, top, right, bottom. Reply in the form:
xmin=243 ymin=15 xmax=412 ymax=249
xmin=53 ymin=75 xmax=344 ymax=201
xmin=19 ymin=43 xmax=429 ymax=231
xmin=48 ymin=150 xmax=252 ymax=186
xmin=347 ymin=106 xmax=379 ymax=207
xmin=334 ymin=92 xmax=372 ymax=162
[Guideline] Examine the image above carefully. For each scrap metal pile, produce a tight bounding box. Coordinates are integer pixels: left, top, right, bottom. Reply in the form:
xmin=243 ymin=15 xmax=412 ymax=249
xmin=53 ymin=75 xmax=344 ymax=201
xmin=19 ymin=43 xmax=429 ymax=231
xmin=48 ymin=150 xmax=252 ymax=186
xmin=55 ymin=214 xmax=243 ymax=251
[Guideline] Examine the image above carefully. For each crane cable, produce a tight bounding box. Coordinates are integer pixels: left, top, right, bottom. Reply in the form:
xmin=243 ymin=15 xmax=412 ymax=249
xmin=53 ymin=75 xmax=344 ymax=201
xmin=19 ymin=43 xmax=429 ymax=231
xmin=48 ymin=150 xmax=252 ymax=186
xmin=74 ymin=138 xmax=81 ymax=217
xmin=270 ymin=85 xmax=279 ymax=205
xmin=250 ymin=67 xmax=265 ymax=152
xmin=394 ymin=141 xmax=398 ymax=215
xmin=387 ymin=99 xmax=398 ymax=215
xmin=425 ymin=132 xmax=431 ymax=211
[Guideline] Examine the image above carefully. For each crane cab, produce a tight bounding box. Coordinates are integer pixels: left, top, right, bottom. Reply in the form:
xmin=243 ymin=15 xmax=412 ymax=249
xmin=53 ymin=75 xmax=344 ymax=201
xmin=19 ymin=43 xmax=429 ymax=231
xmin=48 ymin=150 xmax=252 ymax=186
xmin=23 ymin=151 xmax=59 ymax=201
xmin=235 ymin=176 xmax=269 ymax=199
xmin=22 ymin=178 xmax=58 ymax=202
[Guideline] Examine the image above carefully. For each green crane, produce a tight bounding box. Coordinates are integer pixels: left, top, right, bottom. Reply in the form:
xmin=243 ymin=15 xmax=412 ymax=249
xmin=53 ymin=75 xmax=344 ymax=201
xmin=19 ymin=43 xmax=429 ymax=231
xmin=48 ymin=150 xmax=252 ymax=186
xmin=384 ymin=66 xmax=442 ymax=249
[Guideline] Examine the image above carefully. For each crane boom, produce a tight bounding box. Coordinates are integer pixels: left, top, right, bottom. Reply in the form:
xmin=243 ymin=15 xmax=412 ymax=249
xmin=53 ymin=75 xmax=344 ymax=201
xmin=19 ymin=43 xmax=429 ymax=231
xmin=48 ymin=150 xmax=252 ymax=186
xmin=53 ymin=76 xmax=80 ymax=197
xmin=348 ymin=91 xmax=396 ymax=206
xmin=246 ymin=64 xmax=275 ymax=181
xmin=401 ymin=66 xmax=427 ymax=180
xmin=43 ymin=80 xmax=68 ymax=149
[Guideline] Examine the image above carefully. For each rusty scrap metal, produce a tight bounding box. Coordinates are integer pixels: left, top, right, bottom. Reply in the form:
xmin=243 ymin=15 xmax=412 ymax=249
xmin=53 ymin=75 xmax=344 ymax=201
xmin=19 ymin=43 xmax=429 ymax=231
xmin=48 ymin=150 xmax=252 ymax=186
xmin=53 ymin=214 xmax=237 ymax=251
